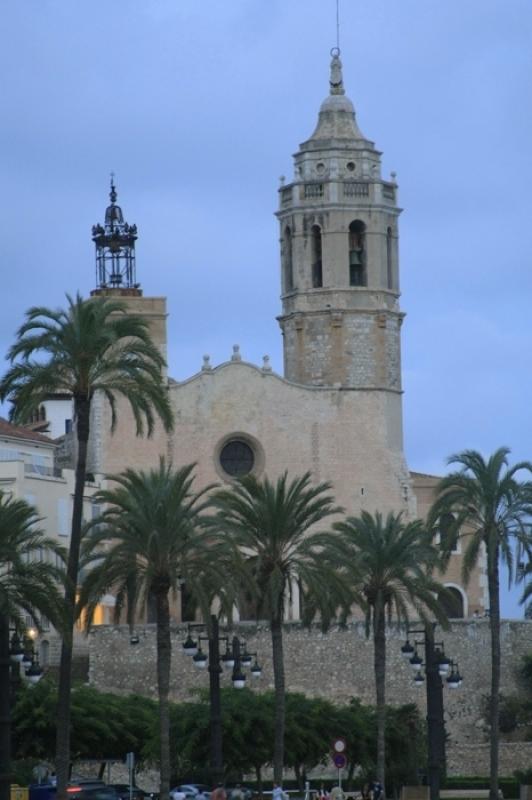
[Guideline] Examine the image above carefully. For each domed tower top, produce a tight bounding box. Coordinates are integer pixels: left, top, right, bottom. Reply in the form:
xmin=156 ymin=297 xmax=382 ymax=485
xmin=91 ymin=177 xmax=141 ymax=296
xmin=304 ymin=49 xmax=367 ymax=144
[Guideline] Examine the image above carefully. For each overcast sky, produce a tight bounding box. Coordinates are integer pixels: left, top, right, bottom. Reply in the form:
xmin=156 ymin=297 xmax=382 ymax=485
xmin=1 ymin=1 xmax=531 ymax=615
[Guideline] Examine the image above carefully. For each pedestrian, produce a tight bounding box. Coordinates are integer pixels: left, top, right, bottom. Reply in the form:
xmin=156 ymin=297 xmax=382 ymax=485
xmin=231 ymin=786 xmax=244 ymax=800
xmin=272 ymin=784 xmax=288 ymax=800
xmin=370 ymin=780 xmax=383 ymax=800
xmin=212 ymin=785 xmax=227 ymax=800
xmin=318 ymin=786 xmax=329 ymax=800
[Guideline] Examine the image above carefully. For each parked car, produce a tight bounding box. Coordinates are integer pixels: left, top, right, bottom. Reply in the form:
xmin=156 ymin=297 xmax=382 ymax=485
xmin=170 ymin=785 xmax=211 ymax=800
xmin=66 ymin=783 xmax=119 ymax=800
xmin=108 ymin=785 xmax=153 ymax=800
xmin=30 ymin=781 xmax=119 ymax=800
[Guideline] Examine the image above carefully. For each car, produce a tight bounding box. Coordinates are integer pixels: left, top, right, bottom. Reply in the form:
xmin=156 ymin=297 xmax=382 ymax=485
xmin=108 ymin=785 xmax=153 ymax=800
xmin=170 ymin=785 xmax=211 ymax=800
xmin=30 ymin=781 xmax=119 ymax=800
xmin=66 ymin=784 xmax=119 ymax=800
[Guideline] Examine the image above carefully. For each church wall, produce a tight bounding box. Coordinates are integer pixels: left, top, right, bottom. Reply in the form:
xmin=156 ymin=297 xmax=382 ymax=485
xmin=88 ymin=619 xmax=532 ymax=776
xmin=411 ymin=472 xmax=487 ymax=616
xmin=167 ymin=360 xmax=412 ymax=518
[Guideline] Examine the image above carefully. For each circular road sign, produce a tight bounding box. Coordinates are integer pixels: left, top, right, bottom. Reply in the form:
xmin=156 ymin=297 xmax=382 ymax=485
xmin=333 ymin=753 xmax=347 ymax=769
xmin=332 ymin=737 xmax=347 ymax=753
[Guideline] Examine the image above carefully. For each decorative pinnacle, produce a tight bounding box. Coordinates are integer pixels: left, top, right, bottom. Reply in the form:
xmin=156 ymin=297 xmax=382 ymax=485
xmin=109 ymin=172 xmax=117 ymax=204
xmin=329 ymin=47 xmax=345 ymax=96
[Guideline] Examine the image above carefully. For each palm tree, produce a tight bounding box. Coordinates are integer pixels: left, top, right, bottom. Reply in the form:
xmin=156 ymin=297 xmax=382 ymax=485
xmin=78 ymin=460 xmax=227 ymax=799
xmin=0 ymin=293 xmax=173 ymax=797
xmin=0 ymin=490 xmax=66 ymax=800
xmin=210 ymin=471 xmax=350 ymax=784
xmin=429 ymin=448 xmax=532 ymax=800
xmin=333 ymin=511 xmax=447 ymax=794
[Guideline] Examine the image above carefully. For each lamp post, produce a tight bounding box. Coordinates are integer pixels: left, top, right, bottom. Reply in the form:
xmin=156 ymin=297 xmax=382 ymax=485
xmin=401 ymin=624 xmax=462 ymax=800
xmin=182 ymin=616 xmax=261 ymax=785
xmin=0 ymin=623 xmax=43 ymax=800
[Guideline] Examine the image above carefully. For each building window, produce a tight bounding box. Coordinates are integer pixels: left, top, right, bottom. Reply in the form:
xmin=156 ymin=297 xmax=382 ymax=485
xmin=57 ymin=498 xmax=69 ymax=537
xmin=219 ymin=440 xmax=255 ymax=477
xmin=311 ymin=225 xmax=323 ymax=288
xmin=40 ymin=640 xmax=50 ymax=668
xmin=439 ymin=512 xmax=460 ymax=554
xmin=65 ymin=419 xmax=72 ymax=434
xmin=283 ymin=226 xmax=294 ymax=292
xmin=349 ymin=220 xmax=366 ymax=286
xmin=386 ymin=227 xmax=393 ymax=290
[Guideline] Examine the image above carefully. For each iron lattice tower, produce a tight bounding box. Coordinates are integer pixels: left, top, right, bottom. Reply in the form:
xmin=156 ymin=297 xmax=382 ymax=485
xmin=92 ymin=178 xmax=139 ymax=291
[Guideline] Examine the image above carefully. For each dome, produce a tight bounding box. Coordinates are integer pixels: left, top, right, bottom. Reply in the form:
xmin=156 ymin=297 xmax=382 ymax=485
xmin=307 ymin=51 xmax=366 ymax=142
xmin=105 ymin=203 xmax=124 ymax=226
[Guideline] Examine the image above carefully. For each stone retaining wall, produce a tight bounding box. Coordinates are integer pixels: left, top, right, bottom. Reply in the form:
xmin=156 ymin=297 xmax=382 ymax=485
xmin=89 ymin=619 xmax=532 ymax=776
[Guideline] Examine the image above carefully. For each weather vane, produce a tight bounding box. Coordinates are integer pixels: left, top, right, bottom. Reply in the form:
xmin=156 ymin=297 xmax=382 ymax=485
xmin=336 ymin=0 xmax=341 ymax=52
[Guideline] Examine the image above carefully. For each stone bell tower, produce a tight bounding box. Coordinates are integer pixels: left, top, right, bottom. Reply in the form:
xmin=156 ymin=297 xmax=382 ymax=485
xmin=277 ymin=50 xmax=403 ymax=392
xmin=88 ymin=178 xmax=168 ymax=476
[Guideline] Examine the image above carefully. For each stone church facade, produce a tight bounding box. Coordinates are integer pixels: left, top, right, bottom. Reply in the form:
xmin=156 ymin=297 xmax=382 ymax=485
xmin=54 ymin=52 xmax=486 ymax=621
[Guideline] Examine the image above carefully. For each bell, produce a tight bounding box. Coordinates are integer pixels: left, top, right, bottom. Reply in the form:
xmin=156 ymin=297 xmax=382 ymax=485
xmin=349 ymin=249 xmax=362 ymax=266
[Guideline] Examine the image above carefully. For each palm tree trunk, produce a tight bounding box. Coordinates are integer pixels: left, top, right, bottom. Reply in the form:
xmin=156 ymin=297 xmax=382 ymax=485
xmin=155 ymin=588 xmax=172 ymax=799
xmin=255 ymin=766 xmax=263 ymax=798
xmin=271 ymin=615 xmax=285 ymax=785
xmin=487 ymin=543 xmax=500 ymax=800
xmin=55 ymin=396 xmax=90 ymax=800
xmin=373 ymin=605 xmax=386 ymax=794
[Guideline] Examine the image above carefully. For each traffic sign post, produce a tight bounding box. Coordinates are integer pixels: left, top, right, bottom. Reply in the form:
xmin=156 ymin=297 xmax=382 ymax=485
xmin=125 ymin=752 xmax=135 ymax=800
xmin=331 ymin=738 xmax=347 ymax=793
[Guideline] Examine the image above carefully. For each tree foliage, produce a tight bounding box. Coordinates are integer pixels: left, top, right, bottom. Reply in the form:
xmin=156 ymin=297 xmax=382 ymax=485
xmin=0 ymin=292 xmax=174 ymax=800
xmin=332 ymin=511 xmax=447 ymax=790
xmin=430 ymin=447 xmax=532 ymax=800
xmin=12 ymin=679 xmax=158 ymax=762
xmin=210 ymin=472 xmax=351 ymax=784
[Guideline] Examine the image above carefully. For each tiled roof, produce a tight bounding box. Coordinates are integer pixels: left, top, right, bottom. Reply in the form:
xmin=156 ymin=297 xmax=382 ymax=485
xmin=0 ymin=417 xmax=55 ymax=446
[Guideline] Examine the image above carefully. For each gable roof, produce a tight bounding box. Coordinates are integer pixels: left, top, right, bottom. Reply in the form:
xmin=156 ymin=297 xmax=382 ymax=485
xmin=0 ymin=417 xmax=55 ymax=446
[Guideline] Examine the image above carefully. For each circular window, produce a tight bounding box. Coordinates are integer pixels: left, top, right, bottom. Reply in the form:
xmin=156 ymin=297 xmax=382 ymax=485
xmin=316 ymin=162 xmax=326 ymax=174
xmin=219 ymin=440 xmax=255 ymax=477
xmin=346 ymin=161 xmax=356 ymax=172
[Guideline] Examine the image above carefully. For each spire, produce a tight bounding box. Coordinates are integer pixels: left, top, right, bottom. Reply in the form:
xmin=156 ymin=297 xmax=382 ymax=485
xmin=109 ymin=173 xmax=118 ymax=204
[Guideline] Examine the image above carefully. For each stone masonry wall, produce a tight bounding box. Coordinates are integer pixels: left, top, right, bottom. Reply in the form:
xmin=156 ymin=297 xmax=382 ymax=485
xmin=89 ymin=619 xmax=532 ymax=776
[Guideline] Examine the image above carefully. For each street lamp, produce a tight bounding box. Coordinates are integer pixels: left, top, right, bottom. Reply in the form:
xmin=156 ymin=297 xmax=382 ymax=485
xmin=401 ymin=624 xmax=463 ymax=800
xmin=0 ymin=625 xmax=43 ymax=800
xmin=182 ymin=616 xmax=262 ymax=784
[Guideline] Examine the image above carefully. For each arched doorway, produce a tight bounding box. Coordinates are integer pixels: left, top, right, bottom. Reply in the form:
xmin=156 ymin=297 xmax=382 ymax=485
xmin=437 ymin=585 xmax=465 ymax=619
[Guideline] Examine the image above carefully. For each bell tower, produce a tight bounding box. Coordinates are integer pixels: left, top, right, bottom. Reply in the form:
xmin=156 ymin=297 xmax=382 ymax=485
xmin=87 ymin=178 xmax=168 ymax=477
xmin=277 ymin=50 xmax=403 ymax=391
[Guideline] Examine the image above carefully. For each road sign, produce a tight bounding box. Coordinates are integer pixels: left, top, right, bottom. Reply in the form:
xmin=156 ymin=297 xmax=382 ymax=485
xmin=332 ymin=737 xmax=346 ymax=753
xmin=333 ymin=753 xmax=347 ymax=769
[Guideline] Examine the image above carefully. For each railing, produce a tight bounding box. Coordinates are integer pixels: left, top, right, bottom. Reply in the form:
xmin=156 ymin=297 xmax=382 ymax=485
xmin=280 ymin=187 xmax=292 ymax=206
xmin=343 ymin=181 xmax=370 ymax=198
xmin=382 ymin=182 xmax=395 ymax=201
xmin=303 ymin=183 xmax=324 ymax=199
xmin=24 ymin=462 xmax=63 ymax=479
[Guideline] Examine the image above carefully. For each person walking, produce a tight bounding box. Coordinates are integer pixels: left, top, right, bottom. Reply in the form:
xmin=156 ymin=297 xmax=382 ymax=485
xmin=272 ymin=785 xmax=288 ymax=800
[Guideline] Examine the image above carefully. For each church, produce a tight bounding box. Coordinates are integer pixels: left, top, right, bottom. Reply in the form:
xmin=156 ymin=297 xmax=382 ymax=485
xmin=52 ymin=51 xmax=486 ymax=622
